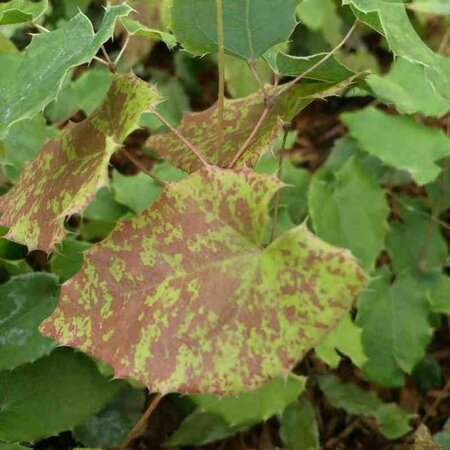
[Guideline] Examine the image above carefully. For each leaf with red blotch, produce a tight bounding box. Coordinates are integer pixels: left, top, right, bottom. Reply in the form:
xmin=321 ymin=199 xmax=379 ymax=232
xmin=0 ymin=73 xmax=160 ymax=253
xmin=146 ymin=80 xmax=357 ymax=173
xmin=41 ymin=167 xmax=366 ymax=396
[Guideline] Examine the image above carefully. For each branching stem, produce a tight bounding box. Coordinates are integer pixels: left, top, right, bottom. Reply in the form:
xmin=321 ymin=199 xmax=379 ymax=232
xmin=215 ymin=0 xmax=225 ymax=157
xmin=122 ymin=149 xmax=166 ymax=186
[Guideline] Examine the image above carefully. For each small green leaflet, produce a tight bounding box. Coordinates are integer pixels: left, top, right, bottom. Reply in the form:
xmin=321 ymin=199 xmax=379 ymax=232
xmin=0 ymin=73 xmax=160 ymax=253
xmin=318 ymin=375 xmax=413 ymax=439
xmin=171 ymin=0 xmax=298 ymax=60
xmin=309 ymin=155 xmax=389 ymax=271
xmin=342 ymin=107 xmax=450 ymax=185
xmin=122 ymin=17 xmax=177 ymax=50
xmin=0 ymin=347 xmax=122 ymax=443
xmin=0 ymin=0 xmax=47 ymax=25
xmin=366 ymin=58 xmax=450 ymax=118
xmin=169 ymin=375 xmax=306 ymax=446
xmin=41 ymin=167 xmax=366 ymax=395
xmin=356 ymin=268 xmax=434 ymax=387
xmin=147 ymin=80 xmax=357 ymax=173
xmin=0 ymin=273 xmax=59 ymax=371
xmin=0 ymin=4 xmax=131 ymax=138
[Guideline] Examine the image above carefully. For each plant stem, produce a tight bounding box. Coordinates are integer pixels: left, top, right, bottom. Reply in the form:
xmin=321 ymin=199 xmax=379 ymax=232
xmin=151 ymin=110 xmax=210 ymax=167
xmin=271 ymin=129 xmax=289 ymax=242
xmin=114 ymin=32 xmax=131 ymax=65
xmin=215 ymin=0 xmax=225 ymax=157
xmin=118 ymin=393 xmax=164 ymax=450
xmin=248 ymin=60 xmax=270 ymax=98
xmin=122 ymin=149 xmax=166 ymax=186
xmin=277 ymin=21 xmax=358 ymax=97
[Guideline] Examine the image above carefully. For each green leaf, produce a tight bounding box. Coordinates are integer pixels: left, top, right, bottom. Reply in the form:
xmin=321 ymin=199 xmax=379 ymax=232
xmin=410 ymin=1 xmax=450 ymax=15
xmin=171 ymin=0 xmax=299 ymax=60
xmin=0 ymin=0 xmax=47 ymax=25
xmin=342 ymin=107 xmax=450 ymax=185
xmin=0 ymin=273 xmax=59 ymax=371
xmin=0 ymin=73 xmax=160 ymax=253
xmin=356 ymin=269 xmax=434 ymax=387
xmin=386 ymin=199 xmax=448 ymax=273
xmin=280 ymin=399 xmax=320 ymax=450
xmin=366 ymin=58 xmax=449 ymax=117
xmin=309 ymin=156 xmax=389 ymax=271
xmin=147 ymin=80 xmax=357 ymax=173
xmin=0 ymin=4 xmax=131 ymax=138
xmin=315 ymin=312 xmax=367 ymax=369
xmin=0 ymin=347 xmax=122 ymax=442
xmin=169 ymin=375 xmax=306 ymax=446
xmin=74 ymin=385 xmax=146 ymax=448
xmin=318 ymin=375 xmax=412 ymax=439
xmin=41 ymin=167 xmax=366 ymax=395
xmin=122 ymin=17 xmax=177 ymax=49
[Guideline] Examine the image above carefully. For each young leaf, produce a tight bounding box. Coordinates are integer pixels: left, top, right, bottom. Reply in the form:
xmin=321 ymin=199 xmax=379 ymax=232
xmin=171 ymin=0 xmax=298 ymax=60
xmin=0 ymin=0 xmax=48 ymax=25
xmin=0 ymin=4 xmax=131 ymax=138
xmin=356 ymin=269 xmax=434 ymax=387
xmin=280 ymin=399 xmax=320 ymax=450
xmin=147 ymin=80 xmax=356 ymax=173
xmin=342 ymin=107 xmax=450 ymax=185
xmin=0 ymin=273 xmax=59 ymax=371
xmin=309 ymin=156 xmax=389 ymax=272
xmin=0 ymin=73 xmax=160 ymax=253
xmin=41 ymin=167 xmax=366 ymax=395
xmin=0 ymin=347 xmax=122 ymax=443
xmin=169 ymin=375 xmax=306 ymax=446
xmin=318 ymin=375 xmax=412 ymax=439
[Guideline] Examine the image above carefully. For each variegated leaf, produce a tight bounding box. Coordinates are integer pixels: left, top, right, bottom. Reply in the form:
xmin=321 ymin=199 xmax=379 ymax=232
xmin=41 ymin=167 xmax=366 ymax=395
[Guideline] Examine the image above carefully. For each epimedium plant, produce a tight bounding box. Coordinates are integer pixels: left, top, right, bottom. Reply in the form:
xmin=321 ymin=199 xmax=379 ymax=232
xmin=0 ymin=0 xmax=449 ymax=449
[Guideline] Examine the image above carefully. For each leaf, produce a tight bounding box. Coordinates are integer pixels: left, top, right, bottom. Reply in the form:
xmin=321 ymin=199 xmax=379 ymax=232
xmin=308 ymin=155 xmax=389 ymax=271
xmin=0 ymin=4 xmax=131 ymax=138
xmin=169 ymin=375 xmax=306 ymax=446
xmin=0 ymin=73 xmax=160 ymax=253
xmin=342 ymin=107 xmax=450 ymax=185
xmin=0 ymin=0 xmax=47 ymax=25
xmin=122 ymin=17 xmax=177 ymax=49
xmin=426 ymin=273 xmax=450 ymax=315
xmin=171 ymin=0 xmax=298 ymax=60
xmin=318 ymin=375 xmax=412 ymax=439
xmin=147 ymin=80 xmax=357 ymax=173
xmin=0 ymin=347 xmax=122 ymax=443
xmin=280 ymin=399 xmax=320 ymax=450
xmin=83 ymin=187 xmax=130 ymax=223
xmin=41 ymin=167 xmax=366 ymax=395
xmin=356 ymin=269 xmax=434 ymax=387
xmin=386 ymin=199 xmax=448 ymax=273
xmin=0 ymin=273 xmax=59 ymax=371
xmin=73 ymin=385 xmax=146 ymax=448
xmin=415 ymin=424 xmax=442 ymax=450
xmin=366 ymin=58 xmax=449 ymax=118
xmin=410 ymin=1 xmax=450 ymax=15
xmin=315 ymin=312 xmax=367 ymax=369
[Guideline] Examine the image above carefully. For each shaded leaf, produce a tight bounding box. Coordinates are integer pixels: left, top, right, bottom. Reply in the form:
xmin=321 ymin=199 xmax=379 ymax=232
xmin=171 ymin=0 xmax=298 ymax=60
xmin=122 ymin=17 xmax=177 ymax=50
xmin=0 ymin=0 xmax=47 ymax=25
xmin=0 ymin=4 xmax=131 ymax=138
xmin=0 ymin=273 xmax=59 ymax=371
xmin=0 ymin=73 xmax=160 ymax=253
xmin=0 ymin=347 xmax=122 ymax=443
xmin=342 ymin=107 xmax=450 ymax=185
xmin=41 ymin=167 xmax=366 ymax=395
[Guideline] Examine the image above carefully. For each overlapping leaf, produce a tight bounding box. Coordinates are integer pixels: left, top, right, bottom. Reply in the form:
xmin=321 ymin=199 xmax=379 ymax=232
xmin=41 ymin=167 xmax=366 ymax=395
xmin=0 ymin=4 xmax=131 ymax=138
xmin=147 ymin=80 xmax=357 ymax=173
xmin=171 ymin=0 xmax=298 ymax=60
xmin=0 ymin=0 xmax=47 ymax=25
xmin=0 ymin=73 xmax=160 ymax=252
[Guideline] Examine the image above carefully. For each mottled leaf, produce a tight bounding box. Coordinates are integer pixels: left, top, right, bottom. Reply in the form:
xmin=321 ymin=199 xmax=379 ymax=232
xmin=0 ymin=74 xmax=160 ymax=253
xmin=171 ymin=0 xmax=298 ymax=60
xmin=41 ymin=167 xmax=366 ymax=395
xmin=0 ymin=273 xmax=59 ymax=371
xmin=318 ymin=375 xmax=412 ymax=439
xmin=0 ymin=0 xmax=47 ymax=25
xmin=342 ymin=107 xmax=450 ymax=185
xmin=356 ymin=269 xmax=434 ymax=387
xmin=415 ymin=425 xmax=442 ymax=450
xmin=0 ymin=4 xmax=131 ymax=138
xmin=0 ymin=347 xmax=122 ymax=443
xmin=309 ymin=156 xmax=389 ymax=271
xmin=147 ymin=80 xmax=357 ymax=173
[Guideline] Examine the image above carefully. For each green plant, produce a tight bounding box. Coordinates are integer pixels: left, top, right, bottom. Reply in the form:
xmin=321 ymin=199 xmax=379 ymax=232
xmin=0 ymin=0 xmax=449 ymax=448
